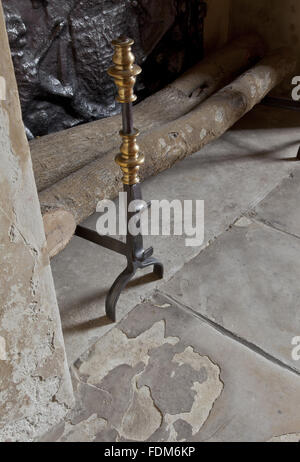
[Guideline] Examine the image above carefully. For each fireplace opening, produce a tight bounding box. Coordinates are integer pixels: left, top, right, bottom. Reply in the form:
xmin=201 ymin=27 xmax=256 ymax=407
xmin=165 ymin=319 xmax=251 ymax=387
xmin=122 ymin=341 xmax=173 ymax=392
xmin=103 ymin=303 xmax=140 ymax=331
xmin=3 ymin=0 xmax=206 ymax=138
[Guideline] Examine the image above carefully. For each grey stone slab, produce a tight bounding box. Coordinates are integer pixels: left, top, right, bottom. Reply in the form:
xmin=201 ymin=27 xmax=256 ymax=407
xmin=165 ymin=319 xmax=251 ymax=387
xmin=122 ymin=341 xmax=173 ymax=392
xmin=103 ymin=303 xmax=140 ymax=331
xmin=51 ymin=105 xmax=300 ymax=364
xmin=253 ymin=169 xmax=300 ymax=239
xmin=42 ymin=296 xmax=300 ymax=442
xmin=162 ymin=218 xmax=300 ymax=373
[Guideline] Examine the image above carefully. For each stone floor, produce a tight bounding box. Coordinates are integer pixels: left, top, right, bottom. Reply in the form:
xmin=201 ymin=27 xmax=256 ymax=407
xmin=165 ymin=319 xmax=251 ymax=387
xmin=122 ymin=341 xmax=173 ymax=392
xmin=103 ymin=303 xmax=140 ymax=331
xmin=45 ymin=105 xmax=300 ymax=442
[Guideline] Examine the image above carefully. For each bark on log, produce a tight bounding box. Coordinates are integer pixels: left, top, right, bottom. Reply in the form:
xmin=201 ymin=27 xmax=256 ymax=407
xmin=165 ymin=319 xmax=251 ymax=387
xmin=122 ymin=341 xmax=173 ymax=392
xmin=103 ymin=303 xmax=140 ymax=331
xmin=41 ymin=49 xmax=296 ymax=257
xmin=31 ymin=34 xmax=264 ymax=192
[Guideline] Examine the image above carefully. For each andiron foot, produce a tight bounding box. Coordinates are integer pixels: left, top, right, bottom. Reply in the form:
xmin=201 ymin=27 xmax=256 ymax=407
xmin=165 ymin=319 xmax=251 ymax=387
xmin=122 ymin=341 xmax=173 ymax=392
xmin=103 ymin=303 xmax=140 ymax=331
xmin=106 ymin=256 xmax=164 ymax=322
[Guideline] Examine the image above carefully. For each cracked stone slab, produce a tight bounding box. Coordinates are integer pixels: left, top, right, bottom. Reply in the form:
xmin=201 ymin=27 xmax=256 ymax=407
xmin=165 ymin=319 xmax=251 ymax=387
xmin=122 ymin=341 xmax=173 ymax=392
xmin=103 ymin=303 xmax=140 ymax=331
xmin=161 ymin=218 xmax=300 ymax=373
xmin=252 ymin=169 xmax=300 ymax=239
xmin=74 ymin=319 xmax=222 ymax=442
xmin=52 ymin=105 xmax=300 ymax=365
xmin=41 ymin=296 xmax=300 ymax=442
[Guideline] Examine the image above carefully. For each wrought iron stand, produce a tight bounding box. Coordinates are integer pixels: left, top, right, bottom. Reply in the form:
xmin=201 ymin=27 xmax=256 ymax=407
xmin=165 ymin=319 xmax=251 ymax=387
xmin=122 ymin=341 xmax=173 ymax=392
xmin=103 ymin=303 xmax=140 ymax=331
xmin=75 ymin=37 xmax=164 ymax=322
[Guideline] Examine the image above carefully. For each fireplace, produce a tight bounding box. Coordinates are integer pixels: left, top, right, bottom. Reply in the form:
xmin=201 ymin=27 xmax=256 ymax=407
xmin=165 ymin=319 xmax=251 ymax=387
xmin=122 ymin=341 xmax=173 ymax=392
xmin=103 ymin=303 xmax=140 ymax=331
xmin=2 ymin=0 xmax=300 ymax=443
xmin=3 ymin=0 xmax=206 ymax=138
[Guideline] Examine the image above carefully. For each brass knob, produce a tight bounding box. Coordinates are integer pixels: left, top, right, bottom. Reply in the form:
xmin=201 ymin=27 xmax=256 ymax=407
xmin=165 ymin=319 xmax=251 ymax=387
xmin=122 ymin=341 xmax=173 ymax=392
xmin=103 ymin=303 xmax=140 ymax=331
xmin=115 ymin=129 xmax=144 ymax=185
xmin=108 ymin=37 xmax=142 ymax=104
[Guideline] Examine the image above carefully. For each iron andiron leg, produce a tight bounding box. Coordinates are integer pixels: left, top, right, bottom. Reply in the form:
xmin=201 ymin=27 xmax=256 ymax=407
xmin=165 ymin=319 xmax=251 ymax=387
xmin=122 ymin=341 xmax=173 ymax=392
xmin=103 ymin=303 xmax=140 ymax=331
xmin=106 ymin=183 xmax=164 ymax=322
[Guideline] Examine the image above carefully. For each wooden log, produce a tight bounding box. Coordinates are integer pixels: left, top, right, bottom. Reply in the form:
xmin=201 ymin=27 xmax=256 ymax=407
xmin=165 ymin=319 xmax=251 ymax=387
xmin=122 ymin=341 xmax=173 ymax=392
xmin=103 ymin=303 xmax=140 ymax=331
xmin=42 ymin=208 xmax=76 ymax=259
xmin=31 ymin=34 xmax=264 ymax=192
xmin=41 ymin=49 xmax=296 ymax=257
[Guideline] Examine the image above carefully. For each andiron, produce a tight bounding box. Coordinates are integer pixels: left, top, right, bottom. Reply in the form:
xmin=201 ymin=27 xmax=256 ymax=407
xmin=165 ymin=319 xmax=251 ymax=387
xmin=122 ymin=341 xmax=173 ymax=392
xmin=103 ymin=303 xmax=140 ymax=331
xmin=75 ymin=37 xmax=164 ymax=322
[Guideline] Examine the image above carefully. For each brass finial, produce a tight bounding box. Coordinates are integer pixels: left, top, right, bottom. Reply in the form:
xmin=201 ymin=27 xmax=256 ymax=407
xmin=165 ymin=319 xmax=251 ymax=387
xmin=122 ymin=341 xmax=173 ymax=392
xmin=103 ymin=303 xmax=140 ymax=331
xmin=108 ymin=37 xmax=144 ymax=185
xmin=108 ymin=37 xmax=142 ymax=103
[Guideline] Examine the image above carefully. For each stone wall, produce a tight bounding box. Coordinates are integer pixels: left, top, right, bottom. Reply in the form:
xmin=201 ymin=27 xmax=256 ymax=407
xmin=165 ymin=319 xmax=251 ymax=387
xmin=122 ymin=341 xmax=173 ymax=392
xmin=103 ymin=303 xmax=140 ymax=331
xmin=204 ymin=0 xmax=231 ymax=53
xmin=229 ymin=0 xmax=300 ymax=94
xmin=205 ymin=0 xmax=300 ymax=95
xmin=0 ymin=0 xmax=73 ymax=442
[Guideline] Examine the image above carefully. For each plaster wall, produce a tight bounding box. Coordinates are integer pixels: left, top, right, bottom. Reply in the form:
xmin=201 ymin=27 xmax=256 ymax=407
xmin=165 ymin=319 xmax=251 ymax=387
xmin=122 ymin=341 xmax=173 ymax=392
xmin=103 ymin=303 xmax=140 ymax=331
xmin=0 ymin=1 xmax=73 ymax=442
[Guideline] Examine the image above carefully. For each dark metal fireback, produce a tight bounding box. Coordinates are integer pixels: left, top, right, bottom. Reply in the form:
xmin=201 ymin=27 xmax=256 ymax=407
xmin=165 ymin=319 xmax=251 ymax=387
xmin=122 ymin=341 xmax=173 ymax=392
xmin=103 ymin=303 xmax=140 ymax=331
xmin=3 ymin=0 xmax=206 ymax=138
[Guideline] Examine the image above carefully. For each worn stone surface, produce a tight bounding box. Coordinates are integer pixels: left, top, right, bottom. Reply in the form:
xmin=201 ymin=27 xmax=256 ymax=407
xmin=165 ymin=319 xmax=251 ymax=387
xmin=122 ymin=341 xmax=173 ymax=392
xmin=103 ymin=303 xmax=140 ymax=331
xmin=75 ymin=320 xmax=222 ymax=442
xmin=0 ymin=2 xmax=73 ymax=442
xmin=51 ymin=105 xmax=300 ymax=365
xmin=162 ymin=218 xmax=300 ymax=373
xmin=252 ymin=169 xmax=300 ymax=239
xmin=41 ymin=297 xmax=300 ymax=442
xmin=43 ymin=303 xmax=223 ymax=442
